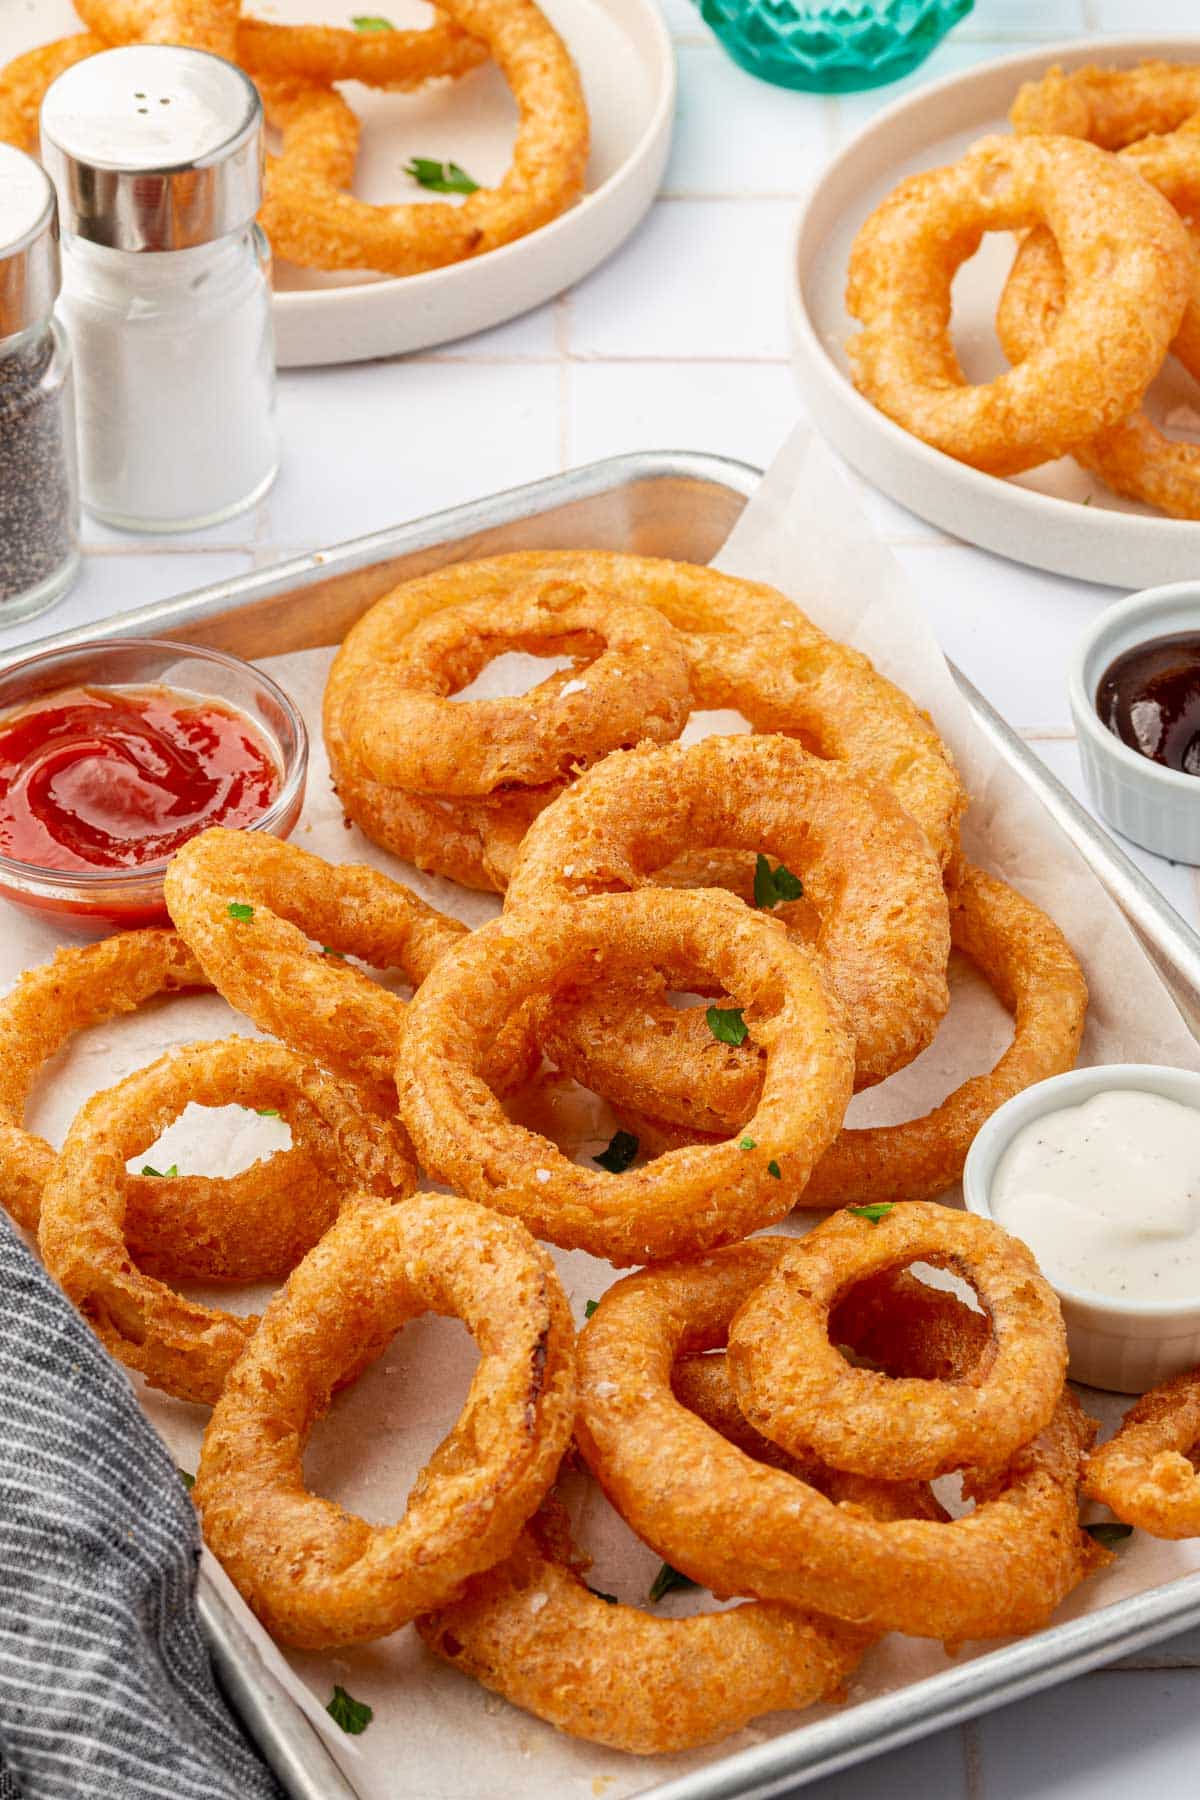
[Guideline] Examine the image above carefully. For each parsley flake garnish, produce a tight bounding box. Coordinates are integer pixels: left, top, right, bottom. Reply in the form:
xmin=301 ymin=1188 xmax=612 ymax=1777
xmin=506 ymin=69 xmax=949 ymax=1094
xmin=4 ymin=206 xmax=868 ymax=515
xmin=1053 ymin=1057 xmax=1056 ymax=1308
xmin=752 ymin=853 xmax=804 ymax=911
xmin=706 ymin=1005 xmax=747 ymax=1046
xmin=1084 ymin=1521 xmax=1133 ymax=1549
xmin=648 ymin=1563 xmax=699 ymax=1604
xmin=739 ymin=1136 xmax=756 ymax=1151
xmin=767 ymin=1159 xmax=782 ymax=1180
xmin=351 ymin=14 xmax=394 ymax=29
xmin=848 ymin=1203 xmax=894 ymax=1225
xmin=255 ymin=1107 xmax=280 ymax=1118
xmin=178 ymin=1468 xmax=195 ymax=1492
xmin=404 ymin=157 xmax=480 ymax=195
xmin=321 ymin=945 xmax=346 ymax=959
xmin=587 ymin=1585 xmax=618 ymax=1605
xmin=140 ymin=1163 xmax=178 ymax=1179
xmin=584 ymin=1299 xmax=600 ymax=1320
xmin=226 ymin=902 xmax=254 ymax=922
xmin=326 ymin=1685 xmax=373 ymax=1735
xmin=593 ymin=1129 xmax=639 ymax=1174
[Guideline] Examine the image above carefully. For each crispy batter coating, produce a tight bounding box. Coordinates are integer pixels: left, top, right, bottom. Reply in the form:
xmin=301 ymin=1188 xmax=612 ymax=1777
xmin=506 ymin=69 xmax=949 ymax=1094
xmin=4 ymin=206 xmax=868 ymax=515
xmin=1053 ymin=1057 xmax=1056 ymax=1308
xmin=1011 ymin=60 xmax=1200 ymax=148
xmin=1085 ymin=1369 xmax=1200 ymax=1538
xmin=164 ymin=828 xmax=533 ymax=1098
xmin=396 ymin=888 xmax=855 ymax=1264
xmin=336 ymin=582 xmax=692 ymax=797
xmin=577 ymin=1240 xmax=1104 ymax=1641
xmin=38 ymin=1039 xmax=414 ymax=1406
xmin=619 ymin=864 xmax=1087 ymax=1207
xmin=846 ymin=134 xmax=1192 ymax=474
xmin=196 ymin=1194 xmax=576 ymax=1647
xmin=236 ymin=11 xmax=488 ymax=89
xmin=998 ymin=125 xmax=1200 ymax=517
xmin=0 ymin=35 xmax=106 ymax=152
xmin=727 ymin=1205 xmax=1067 ymax=1482
xmin=507 ymin=736 xmax=950 ymax=1119
xmin=75 ymin=0 xmax=240 ymax=58
xmin=332 ymin=762 xmax=558 ymax=894
xmin=258 ymin=0 xmax=588 ymax=276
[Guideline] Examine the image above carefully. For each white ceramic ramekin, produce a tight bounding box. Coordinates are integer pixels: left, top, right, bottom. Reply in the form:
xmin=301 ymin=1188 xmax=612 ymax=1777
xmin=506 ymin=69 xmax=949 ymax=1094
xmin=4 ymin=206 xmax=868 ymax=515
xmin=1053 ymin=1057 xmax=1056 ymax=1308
xmin=1069 ymin=581 xmax=1200 ymax=863
xmin=964 ymin=1063 xmax=1200 ymax=1393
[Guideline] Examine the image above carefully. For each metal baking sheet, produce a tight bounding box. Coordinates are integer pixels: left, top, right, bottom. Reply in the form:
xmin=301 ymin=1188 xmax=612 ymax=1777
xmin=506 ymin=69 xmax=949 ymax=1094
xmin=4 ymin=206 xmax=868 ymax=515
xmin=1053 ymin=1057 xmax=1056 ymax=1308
xmin=12 ymin=449 xmax=1200 ymax=1799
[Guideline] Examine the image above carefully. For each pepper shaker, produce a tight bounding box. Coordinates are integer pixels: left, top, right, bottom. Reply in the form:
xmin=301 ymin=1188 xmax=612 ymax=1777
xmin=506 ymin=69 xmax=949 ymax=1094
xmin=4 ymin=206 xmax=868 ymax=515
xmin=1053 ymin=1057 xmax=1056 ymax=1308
xmin=0 ymin=144 xmax=80 ymax=622
xmin=41 ymin=45 xmax=279 ymax=534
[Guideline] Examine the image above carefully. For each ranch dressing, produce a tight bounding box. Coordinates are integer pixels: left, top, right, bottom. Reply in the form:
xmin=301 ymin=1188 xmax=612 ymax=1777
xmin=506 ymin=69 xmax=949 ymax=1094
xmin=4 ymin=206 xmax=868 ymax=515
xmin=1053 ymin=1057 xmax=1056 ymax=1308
xmin=990 ymin=1088 xmax=1200 ymax=1301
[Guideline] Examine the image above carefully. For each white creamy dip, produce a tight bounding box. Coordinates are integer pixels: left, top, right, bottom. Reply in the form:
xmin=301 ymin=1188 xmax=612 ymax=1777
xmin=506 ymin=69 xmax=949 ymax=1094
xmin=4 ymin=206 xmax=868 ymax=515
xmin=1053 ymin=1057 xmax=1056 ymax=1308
xmin=990 ymin=1088 xmax=1200 ymax=1302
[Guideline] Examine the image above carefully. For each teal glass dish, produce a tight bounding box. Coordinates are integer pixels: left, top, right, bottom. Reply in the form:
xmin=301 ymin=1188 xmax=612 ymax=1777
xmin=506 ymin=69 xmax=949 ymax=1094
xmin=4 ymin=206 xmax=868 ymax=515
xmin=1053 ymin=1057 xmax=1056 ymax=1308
xmin=697 ymin=0 xmax=974 ymax=92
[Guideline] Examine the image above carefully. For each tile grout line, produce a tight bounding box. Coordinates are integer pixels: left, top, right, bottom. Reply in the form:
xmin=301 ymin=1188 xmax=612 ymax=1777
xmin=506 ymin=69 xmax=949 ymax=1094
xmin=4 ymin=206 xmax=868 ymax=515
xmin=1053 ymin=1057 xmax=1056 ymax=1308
xmin=962 ymin=1717 xmax=986 ymax=1800
xmin=554 ymin=291 xmax=573 ymax=471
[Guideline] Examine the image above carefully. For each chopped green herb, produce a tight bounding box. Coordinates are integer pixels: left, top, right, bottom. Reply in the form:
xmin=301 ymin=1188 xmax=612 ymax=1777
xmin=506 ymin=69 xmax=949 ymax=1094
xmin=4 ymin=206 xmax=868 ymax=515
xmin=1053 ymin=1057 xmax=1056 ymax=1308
xmin=738 ymin=1136 xmax=756 ymax=1151
xmin=321 ymin=945 xmax=346 ymax=960
xmin=178 ymin=1468 xmax=195 ymax=1492
xmin=648 ymin=1563 xmax=699 ymax=1604
xmin=587 ymin=1585 xmax=619 ymax=1605
xmin=752 ymin=852 xmax=804 ymax=910
xmin=404 ymin=157 xmax=480 ymax=196
xmin=584 ymin=1299 xmax=600 ymax=1320
xmin=1084 ymin=1521 xmax=1133 ymax=1549
xmin=255 ymin=1107 xmax=280 ymax=1118
xmin=848 ymin=1202 xmax=894 ymax=1225
xmin=593 ymin=1129 xmax=639 ymax=1174
xmin=140 ymin=1163 xmax=178 ymax=1179
xmin=1081 ymin=494 xmax=1093 ymax=506
xmin=326 ymin=1685 xmax=373 ymax=1735
xmin=351 ymin=14 xmax=394 ymax=29
xmin=767 ymin=1160 xmax=782 ymax=1180
xmin=226 ymin=902 xmax=254 ymax=922
xmin=705 ymin=1005 xmax=747 ymax=1047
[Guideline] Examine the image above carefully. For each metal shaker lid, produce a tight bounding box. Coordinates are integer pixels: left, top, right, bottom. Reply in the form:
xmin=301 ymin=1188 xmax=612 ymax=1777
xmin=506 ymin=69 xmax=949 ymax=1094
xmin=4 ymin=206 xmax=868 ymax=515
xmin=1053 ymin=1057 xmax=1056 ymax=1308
xmin=40 ymin=44 xmax=262 ymax=253
xmin=0 ymin=144 xmax=60 ymax=336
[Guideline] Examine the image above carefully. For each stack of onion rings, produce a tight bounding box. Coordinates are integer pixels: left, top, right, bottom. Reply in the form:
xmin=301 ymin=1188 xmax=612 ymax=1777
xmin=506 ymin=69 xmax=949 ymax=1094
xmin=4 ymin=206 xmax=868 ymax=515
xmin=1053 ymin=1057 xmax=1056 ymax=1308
xmin=1084 ymin=1370 xmax=1200 ymax=1539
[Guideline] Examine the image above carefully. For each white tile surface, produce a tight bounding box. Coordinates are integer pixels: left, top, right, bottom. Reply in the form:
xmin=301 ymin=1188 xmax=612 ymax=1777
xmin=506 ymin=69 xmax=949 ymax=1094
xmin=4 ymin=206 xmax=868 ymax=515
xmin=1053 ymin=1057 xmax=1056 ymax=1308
xmin=18 ymin=5 xmax=1200 ymax=1795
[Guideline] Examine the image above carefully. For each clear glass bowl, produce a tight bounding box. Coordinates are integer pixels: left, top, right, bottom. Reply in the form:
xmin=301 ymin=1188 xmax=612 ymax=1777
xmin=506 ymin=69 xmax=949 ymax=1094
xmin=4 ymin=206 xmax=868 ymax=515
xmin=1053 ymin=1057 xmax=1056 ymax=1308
xmin=0 ymin=637 xmax=307 ymax=933
xmin=697 ymin=0 xmax=974 ymax=92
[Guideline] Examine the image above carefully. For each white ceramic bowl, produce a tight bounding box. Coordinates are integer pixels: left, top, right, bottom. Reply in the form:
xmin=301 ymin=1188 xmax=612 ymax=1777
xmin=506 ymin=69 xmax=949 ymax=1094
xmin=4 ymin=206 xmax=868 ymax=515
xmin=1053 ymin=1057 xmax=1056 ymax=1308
xmin=963 ymin=1063 xmax=1200 ymax=1393
xmin=1069 ymin=581 xmax=1200 ymax=865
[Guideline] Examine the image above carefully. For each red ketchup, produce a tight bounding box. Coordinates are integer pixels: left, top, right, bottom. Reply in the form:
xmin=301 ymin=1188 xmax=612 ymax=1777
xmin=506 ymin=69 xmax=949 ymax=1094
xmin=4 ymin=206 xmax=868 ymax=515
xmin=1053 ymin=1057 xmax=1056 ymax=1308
xmin=0 ymin=683 xmax=281 ymax=926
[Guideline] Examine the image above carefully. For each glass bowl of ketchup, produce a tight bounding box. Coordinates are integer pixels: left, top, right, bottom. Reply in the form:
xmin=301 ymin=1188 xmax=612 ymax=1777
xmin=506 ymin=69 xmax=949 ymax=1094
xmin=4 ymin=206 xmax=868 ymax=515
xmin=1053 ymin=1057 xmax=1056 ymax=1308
xmin=1070 ymin=581 xmax=1200 ymax=866
xmin=0 ymin=637 xmax=307 ymax=931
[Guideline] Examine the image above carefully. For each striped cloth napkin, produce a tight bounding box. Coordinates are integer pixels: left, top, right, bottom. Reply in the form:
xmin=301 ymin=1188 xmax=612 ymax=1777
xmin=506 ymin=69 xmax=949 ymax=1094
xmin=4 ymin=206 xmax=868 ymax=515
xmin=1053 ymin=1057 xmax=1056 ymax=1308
xmin=0 ymin=1215 xmax=284 ymax=1800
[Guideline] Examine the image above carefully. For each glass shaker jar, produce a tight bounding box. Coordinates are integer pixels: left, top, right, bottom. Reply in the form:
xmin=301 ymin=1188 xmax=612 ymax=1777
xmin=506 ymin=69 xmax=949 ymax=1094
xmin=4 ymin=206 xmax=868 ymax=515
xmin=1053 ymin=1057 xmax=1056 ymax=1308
xmin=0 ymin=144 xmax=80 ymax=622
xmin=41 ymin=45 xmax=279 ymax=534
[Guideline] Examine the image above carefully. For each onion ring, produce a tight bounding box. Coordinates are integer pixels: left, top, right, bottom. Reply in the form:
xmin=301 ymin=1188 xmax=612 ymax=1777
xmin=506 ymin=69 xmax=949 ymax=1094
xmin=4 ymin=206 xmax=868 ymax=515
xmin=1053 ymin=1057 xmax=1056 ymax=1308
xmin=38 ymin=1039 xmax=415 ymax=1406
xmin=506 ymin=735 xmax=950 ymax=1122
xmin=240 ymin=15 xmax=487 ymax=90
xmin=164 ymin=828 xmax=533 ymax=1098
xmin=727 ymin=1203 xmax=1067 ymax=1481
xmin=846 ymin=133 xmax=1192 ymax=474
xmin=324 ymin=550 xmax=964 ymax=879
xmin=0 ymin=926 xmax=337 ymax=1283
xmin=998 ymin=127 xmax=1200 ymax=518
xmin=1011 ymin=61 xmax=1200 ymax=148
xmin=257 ymin=0 xmax=588 ymax=277
xmin=73 ymin=0 xmax=240 ymax=58
xmin=0 ymin=36 xmax=106 ymax=153
xmin=333 ymin=582 xmax=693 ymax=797
xmin=395 ymin=888 xmax=855 ymax=1265
xmin=1084 ymin=1370 xmax=1200 ymax=1539
xmin=619 ymin=863 xmax=1087 ymax=1209
xmin=195 ymin=1192 xmax=576 ymax=1648
xmin=576 ymin=1239 xmax=1103 ymax=1642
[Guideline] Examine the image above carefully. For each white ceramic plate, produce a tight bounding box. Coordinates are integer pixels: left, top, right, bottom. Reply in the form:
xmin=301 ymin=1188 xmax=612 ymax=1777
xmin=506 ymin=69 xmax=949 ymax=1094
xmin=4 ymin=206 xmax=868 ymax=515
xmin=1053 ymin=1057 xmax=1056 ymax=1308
xmin=6 ymin=0 xmax=674 ymax=367
xmin=791 ymin=35 xmax=1200 ymax=589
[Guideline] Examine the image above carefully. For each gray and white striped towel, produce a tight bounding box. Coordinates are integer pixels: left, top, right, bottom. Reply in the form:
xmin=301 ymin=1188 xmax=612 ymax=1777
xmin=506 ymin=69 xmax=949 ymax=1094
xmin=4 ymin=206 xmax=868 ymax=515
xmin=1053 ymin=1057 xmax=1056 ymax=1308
xmin=0 ymin=1214 xmax=285 ymax=1800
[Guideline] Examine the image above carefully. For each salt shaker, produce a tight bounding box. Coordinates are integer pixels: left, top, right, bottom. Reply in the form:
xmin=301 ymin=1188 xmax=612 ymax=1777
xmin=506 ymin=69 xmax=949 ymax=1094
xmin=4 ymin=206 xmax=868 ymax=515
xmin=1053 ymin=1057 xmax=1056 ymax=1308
xmin=0 ymin=144 xmax=79 ymax=621
xmin=41 ymin=45 xmax=279 ymax=534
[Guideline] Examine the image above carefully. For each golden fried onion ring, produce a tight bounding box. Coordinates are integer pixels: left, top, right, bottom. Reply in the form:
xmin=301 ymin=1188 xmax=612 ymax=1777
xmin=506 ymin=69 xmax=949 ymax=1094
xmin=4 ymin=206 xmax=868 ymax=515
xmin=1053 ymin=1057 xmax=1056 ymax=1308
xmin=73 ymin=0 xmax=240 ymax=58
xmin=998 ymin=127 xmax=1200 ymax=518
xmin=507 ymin=735 xmax=950 ymax=1118
xmin=1084 ymin=1370 xmax=1200 ymax=1539
xmin=727 ymin=1204 xmax=1067 ymax=1481
xmin=846 ymin=133 xmax=1192 ymax=475
xmin=1011 ymin=60 xmax=1200 ymax=149
xmin=576 ymin=1239 xmax=1103 ymax=1642
xmin=336 ymin=582 xmax=692 ymax=796
xmin=237 ymin=13 xmax=487 ymax=90
xmin=38 ymin=1039 xmax=415 ymax=1406
xmin=619 ymin=863 xmax=1088 ymax=1209
xmin=196 ymin=1193 xmax=576 ymax=1648
xmin=396 ymin=888 xmax=854 ymax=1265
xmin=0 ymin=36 xmax=105 ymax=152
xmin=257 ymin=0 xmax=588 ymax=277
